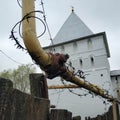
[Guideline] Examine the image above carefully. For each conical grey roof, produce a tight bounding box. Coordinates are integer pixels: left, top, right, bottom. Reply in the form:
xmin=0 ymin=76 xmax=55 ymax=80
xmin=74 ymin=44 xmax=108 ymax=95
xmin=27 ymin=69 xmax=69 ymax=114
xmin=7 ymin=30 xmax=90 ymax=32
xmin=53 ymin=11 xmax=93 ymax=44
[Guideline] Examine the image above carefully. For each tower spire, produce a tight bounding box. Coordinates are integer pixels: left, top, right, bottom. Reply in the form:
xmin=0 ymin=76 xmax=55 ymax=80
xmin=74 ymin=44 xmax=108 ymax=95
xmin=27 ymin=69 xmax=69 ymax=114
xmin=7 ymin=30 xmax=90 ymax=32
xmin=71 ymin=6 xmax=74 ymax=12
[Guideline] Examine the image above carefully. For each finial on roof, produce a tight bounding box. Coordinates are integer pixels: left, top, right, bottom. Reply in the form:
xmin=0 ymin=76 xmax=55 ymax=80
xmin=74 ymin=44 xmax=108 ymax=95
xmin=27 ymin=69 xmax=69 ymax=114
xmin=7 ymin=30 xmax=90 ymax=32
xmin=71 ymin=6 xmax=74 ymax=12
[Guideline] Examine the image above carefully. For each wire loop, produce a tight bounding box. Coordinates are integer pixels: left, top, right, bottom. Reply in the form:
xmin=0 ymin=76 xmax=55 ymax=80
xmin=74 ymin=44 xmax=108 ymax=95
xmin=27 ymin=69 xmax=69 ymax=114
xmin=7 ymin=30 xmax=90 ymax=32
xmin=10 ymin=11 xmax=46 ymax=50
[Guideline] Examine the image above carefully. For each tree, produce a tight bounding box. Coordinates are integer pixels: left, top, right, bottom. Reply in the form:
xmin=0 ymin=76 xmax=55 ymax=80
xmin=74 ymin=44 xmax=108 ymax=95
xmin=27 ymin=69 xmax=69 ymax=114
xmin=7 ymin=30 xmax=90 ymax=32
xmin=0 ymin=64 xmax=36 ymax=93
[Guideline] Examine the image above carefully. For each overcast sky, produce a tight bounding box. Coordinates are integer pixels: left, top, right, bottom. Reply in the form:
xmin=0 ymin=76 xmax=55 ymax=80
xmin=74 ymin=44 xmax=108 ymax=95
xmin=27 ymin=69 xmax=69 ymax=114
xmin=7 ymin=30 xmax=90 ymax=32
xmin=0 ymin=0 xmax=120 ymax=72
xmin=0 ymin=0 xmax=120 ymax=119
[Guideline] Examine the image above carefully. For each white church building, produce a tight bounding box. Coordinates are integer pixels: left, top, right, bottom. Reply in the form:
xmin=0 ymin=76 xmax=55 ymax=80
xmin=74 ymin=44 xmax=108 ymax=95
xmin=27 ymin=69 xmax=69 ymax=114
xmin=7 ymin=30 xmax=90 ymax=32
xmin=44 ymin=10 xmax=120 ymax=119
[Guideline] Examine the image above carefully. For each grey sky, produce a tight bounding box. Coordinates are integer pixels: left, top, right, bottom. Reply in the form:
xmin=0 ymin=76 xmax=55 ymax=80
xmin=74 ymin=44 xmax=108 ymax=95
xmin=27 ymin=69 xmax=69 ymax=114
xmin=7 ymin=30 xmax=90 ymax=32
xmin=0 ymin=0 xmax=120 ymax=119
xmin=0 ymin=0 xmax=120 ymax=72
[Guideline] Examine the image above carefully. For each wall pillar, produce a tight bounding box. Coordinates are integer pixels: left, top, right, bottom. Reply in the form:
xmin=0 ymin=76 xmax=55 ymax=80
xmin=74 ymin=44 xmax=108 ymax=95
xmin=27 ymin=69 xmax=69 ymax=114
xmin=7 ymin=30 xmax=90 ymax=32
xmin=29 ymin=73 xmax=48 ymax=99
xmin=50 ymin=109 xmax=72 ymax=120
xmin=0 ymin=78 xmax=13 ymax=119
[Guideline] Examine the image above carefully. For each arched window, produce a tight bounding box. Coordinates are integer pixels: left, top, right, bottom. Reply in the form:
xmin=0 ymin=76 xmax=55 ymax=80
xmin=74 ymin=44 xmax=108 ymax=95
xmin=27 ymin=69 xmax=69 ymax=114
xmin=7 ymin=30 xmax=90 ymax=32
xmin=79 ymin=58 xmax=83 ymax=67
xmin=61 ymin=45 xmax=65 ymax=52
xmin=87 ymin=39 xmax=92 ymax=49
xmin=115 ymin=76 xmax=118 ymax=84
xmin=73 ymin=41 xmax=77 ymax=47
xmin=101 ymin=74 xmax=103 ymax=77
xmin=90 ymin=55 xmax=95 ymax=66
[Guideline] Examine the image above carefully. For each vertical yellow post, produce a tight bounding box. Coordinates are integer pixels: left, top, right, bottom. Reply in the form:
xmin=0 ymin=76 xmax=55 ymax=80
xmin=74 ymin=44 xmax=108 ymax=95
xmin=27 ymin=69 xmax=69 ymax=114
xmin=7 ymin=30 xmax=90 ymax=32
xmin=22 ymin=0 xmax=51 ymax=67
xmin=22 ymin=0 xmax=36 ymax=34
xmin=112 ymin=100 xmax=118 ymax=120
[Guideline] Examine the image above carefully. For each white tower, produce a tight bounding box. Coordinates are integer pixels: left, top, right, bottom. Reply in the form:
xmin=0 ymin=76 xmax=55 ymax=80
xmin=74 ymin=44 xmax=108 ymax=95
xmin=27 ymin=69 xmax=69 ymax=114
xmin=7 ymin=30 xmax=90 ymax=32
xmin=44 ymin=10 xmax=112 ymax=119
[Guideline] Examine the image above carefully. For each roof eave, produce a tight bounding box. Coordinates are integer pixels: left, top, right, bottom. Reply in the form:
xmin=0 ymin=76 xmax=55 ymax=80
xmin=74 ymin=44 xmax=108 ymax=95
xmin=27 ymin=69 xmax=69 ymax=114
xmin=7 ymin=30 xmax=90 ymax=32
xmin=43 ymin=32 xmax=110 ymax=58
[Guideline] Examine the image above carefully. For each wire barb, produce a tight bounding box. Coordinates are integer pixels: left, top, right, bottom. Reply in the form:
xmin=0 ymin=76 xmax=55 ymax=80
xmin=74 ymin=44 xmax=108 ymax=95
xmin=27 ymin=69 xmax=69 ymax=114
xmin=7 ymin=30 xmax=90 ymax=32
xmin=10 ymin=10 xmax=46 ymax=51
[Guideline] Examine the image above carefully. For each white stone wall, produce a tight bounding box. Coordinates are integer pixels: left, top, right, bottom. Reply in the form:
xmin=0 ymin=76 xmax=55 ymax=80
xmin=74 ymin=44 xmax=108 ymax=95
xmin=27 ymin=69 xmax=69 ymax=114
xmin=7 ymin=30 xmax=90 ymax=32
xmin=49 ymin=35 xmax=110 ymax=72
xmin=44 ymin=34 xmax=113 ymax=119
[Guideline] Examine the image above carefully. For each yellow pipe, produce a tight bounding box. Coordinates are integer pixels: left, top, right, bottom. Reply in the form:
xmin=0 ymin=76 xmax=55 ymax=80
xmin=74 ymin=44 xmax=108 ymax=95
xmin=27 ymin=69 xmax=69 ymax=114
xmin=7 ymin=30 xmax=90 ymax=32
xmin=22 ymin=0 xmax=36 ymax=33
xmin=48 ymin=84 xmax=79 ymax=89
xmin=61 ymin=69 xmax=114 ymax=101
xmin=112 ymin=100 xmax=118 ymax=120
xmin=22 ymin=0 xmax=52 ymax=67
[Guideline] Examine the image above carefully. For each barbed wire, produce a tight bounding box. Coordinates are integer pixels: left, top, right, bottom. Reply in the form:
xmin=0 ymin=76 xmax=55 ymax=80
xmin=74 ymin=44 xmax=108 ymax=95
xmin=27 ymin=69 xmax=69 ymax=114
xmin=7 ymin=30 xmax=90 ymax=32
xmin=55 ymin=61 xmax=114 ymax=101
xmin=49 ymin=89 xmax=64 ymax=96
xmin=10 ymin=10 xmax=46 ymax=50
xmin=40 ymin=0 xmax=56 ymax=53
xmin=17 ymin=0 xmax=22 ymax=8
xmin=15 ymin=0 xmax=56 ymax=53
xmin=65 ymin=62 xmax=89 ymax=80
xmin=60 ymin=78 xmax=90 ymax=97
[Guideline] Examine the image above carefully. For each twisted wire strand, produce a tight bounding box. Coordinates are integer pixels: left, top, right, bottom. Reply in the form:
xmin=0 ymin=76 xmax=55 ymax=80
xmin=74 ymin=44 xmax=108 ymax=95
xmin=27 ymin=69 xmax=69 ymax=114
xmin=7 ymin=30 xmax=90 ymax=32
xmin=10 ymin=11 xmax=46 ymax=50
xmin=17 ymin=0 xmax=22 ymax=8
xmin=40 ymin=0 xmax=56 ymax=53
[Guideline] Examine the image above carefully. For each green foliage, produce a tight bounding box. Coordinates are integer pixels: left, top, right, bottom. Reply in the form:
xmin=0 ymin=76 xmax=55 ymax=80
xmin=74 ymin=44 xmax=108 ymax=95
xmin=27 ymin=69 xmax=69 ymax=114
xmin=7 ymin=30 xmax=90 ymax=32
xmin=0 ymin=64 xmax=36 ymax=93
